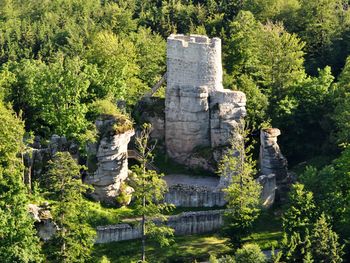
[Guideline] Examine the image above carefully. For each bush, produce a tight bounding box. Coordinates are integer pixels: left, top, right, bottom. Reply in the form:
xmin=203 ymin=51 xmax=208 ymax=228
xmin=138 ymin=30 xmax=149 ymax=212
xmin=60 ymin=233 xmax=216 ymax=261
xmin=234 ymin=244 xmax=266 ymax=263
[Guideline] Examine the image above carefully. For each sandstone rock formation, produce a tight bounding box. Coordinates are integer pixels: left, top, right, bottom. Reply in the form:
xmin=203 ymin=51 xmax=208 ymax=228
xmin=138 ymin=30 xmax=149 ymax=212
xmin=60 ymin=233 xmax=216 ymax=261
xmin=257 ymin=174 xmax=276 ymax=208
xmin=85 ymin=117 xmax=134 ymax=204
xmin=28 ymin=203 xmax=57 ymax=241
xmin=259 ymin=128 xmax=288 ymax=182
xmin=165 ymin=34 xmax=246 ymax=172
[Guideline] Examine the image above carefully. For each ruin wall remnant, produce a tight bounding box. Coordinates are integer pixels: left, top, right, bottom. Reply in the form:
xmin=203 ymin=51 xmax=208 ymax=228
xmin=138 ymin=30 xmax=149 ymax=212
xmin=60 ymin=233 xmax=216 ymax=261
xmin=165 ymin=34 xmax=246 ymax=167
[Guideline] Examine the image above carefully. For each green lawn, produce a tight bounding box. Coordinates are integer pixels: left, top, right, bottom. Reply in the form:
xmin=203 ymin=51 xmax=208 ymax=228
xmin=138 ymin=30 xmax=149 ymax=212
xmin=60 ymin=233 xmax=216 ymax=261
xmin=85 ymin=200 xmax=136 ymax=227
xmin=242 ymin=209 xmax=283 ymax=250
xmin=91 ymin=208 xmax=283 ymax=262
xmin=92 ymin=234 xmax=231 ymax=263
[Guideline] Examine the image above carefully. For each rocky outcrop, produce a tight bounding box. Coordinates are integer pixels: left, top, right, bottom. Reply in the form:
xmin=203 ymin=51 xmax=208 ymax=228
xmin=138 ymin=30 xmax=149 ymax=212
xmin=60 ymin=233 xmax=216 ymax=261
xmin=165 ymin=85 xmax=210 ymax=159
xmin=165 ymin=34 xmax=246 ymax=170
xmin=260 ymin=128 xmax=288 ymax=182
xmin=257 ymin=174 xmax=276 ymax=208
xmin=24 ymin=135 xmax=79 ymax=184
xmin=95 ymin=210 xmax=224 ymax=243
xmin=28 ymin=203 xmax=57 ymax=241
xmin=134 ymin=97 xmax=165 ymax=141
xmin=85 ymin=117 xmax=134 ymax=204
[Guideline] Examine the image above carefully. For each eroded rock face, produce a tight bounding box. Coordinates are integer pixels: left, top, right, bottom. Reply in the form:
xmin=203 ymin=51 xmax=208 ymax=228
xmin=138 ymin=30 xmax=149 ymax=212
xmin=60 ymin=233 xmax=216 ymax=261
xmin=24 ymin=135 xmax=79 ymax=184
xmin=257 ymin=174 xmax=276 ymax=208
xmin=260 ymin=128 xmax=288 ymax=181
xmin=85 ymin=118 xmax=134 ymax=204
xmin=28 ymin=203 xmax=58 ymax=241
xmin=165 ymin=85 xmax=210 ymax=160
xmin=165 ymin=34 xmax=246 ymax=167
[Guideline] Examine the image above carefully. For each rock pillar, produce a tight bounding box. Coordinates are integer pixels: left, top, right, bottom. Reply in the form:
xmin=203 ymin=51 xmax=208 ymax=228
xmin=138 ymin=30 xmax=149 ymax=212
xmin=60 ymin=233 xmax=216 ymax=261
xmin=259 ymin=128 xmax=288 ymax=181
xmin=85 ymin=117 xmax=134 ymax=204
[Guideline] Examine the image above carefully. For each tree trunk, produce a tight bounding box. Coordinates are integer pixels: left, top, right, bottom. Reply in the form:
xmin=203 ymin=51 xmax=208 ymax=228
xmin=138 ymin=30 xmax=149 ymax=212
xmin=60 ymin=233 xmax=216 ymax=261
xmin=141 ymin=196 xmax=146 ymax=262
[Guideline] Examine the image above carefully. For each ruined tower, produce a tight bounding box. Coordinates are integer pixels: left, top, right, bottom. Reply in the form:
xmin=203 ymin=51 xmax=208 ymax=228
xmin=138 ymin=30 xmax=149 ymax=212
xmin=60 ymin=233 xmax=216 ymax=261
xmin=165 ymin=34 xmax=246 ymax=164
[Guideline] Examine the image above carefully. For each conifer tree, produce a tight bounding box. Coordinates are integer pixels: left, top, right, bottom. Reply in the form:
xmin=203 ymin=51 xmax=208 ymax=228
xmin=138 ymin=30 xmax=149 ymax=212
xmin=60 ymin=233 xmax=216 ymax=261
xmin=44 ymin=152 xmax=95 ymax=263
xmin=218 ymin=126 xmax=261 ymax=246
xmin=282 ymin=183 xmax=316 ymax=237
xmin=311 ymin=213 xmax=344 ymax=263
xmin=0 ymin=102 xmax=42 ymax=262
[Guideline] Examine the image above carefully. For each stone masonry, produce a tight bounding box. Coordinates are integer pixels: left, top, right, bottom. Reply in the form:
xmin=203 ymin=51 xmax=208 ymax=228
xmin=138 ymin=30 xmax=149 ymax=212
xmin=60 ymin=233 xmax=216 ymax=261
xmin=165 ymin=34 xmax=246 ymax=166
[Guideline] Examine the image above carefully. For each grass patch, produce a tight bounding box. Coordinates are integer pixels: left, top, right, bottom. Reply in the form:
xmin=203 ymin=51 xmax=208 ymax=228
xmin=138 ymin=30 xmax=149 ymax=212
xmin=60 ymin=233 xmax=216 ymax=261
xmin=242 ymin=209 xmax=283 ymax=250
xmin=92 ymin=234 xmax=231 ymax=262
xmin=85 ymin=200 xmax=136 ymax=227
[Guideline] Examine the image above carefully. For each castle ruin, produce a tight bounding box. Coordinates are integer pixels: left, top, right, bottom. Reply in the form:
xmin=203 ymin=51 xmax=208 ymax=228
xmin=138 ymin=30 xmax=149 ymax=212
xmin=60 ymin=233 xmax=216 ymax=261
xmin=165 ymin=34 xmax=246 ymax=169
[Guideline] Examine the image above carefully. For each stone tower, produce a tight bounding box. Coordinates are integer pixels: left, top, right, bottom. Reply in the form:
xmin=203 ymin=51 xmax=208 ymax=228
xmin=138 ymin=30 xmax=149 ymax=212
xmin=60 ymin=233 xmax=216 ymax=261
xmin=165 ymin=34 xmax=246 ymax=164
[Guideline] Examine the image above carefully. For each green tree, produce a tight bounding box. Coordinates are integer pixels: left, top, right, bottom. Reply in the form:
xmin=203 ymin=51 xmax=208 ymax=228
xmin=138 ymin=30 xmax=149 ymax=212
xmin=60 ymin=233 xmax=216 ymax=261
xmin=296 ymin=0 xmax=349 ymax=73
xmin=311 ymin=213 xmax=344 ymax=263
xmin=300 ymin=147 xmax=350 ymax=237
xmin=278 ymin=66 xmax=335 ymax=161
xmin=3 ymin=56 xmax=93 ymax=142
xmin=281 ymin=231 xmax=313 ymax=263
xmin=0 ymin=102 xmax=42 ymax=262
xmin=234 ymin=243 xmax=266 ymax=263
xmin=131 ymin=124 xmax=174 ymax=262
xmin=44 ymin=152 xmax=95 ymax=263
xmin=282 ymin=183 xmax=316 ymax=237
xmin=225 ymin=11 xmax=305 ymax=129
xmin=333 ymin=56 xmax=350 ymax=145
xmin=219 ymin=127 xmax=262 ymax=246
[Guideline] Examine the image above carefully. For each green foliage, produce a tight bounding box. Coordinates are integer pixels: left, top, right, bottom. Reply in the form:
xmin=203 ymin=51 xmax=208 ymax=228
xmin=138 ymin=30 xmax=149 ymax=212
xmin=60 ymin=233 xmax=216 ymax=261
xmin=84 ymin=200 xmax=135 ymax=227
xmin=131 ymin=124 xmax=174 ymax=261
xmin=311 ymin=213 xmax=344 ymax=263
xmin=333 ymin=56 xmax=350 ymax=145
xmin=278 ymin=66 xmax=335 ymax=161
xmin=2 ymin=56 xmax=92 ymax=143
xmin=234 ymin=243 xmax=266 ymax=263
xmin=93 ymin=234 xmax=231 ymax=262
xmin=296 ymin=0 xmax=350 ymax=73
xmin=282 ymin=183 xmax=316 ymax=237
xmin=0 ymin=102 xmax=42 ymax=262
xmin=44 ymin=152 xmax=95 ymax=262
xmin=115 ymin=182 xmax=132 ymax=207
xmin=225 ymin=11 xmax=306 ymax=129
xmin=300 ymin=147 xmax=350 ymax=237
xmin=210 ymin=254 xmax=236 ymax=263
xmin=219 ymin=127 xmax=262 ymax=246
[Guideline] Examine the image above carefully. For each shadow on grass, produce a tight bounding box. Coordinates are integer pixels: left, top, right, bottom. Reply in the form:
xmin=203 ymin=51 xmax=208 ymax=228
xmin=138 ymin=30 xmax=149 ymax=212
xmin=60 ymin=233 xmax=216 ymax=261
xmin=92 ymin=234 xmax=231 ymax=263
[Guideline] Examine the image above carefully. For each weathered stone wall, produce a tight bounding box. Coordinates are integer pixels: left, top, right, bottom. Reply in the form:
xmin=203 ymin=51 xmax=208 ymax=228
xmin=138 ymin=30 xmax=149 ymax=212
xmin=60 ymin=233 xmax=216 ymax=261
xmin=167 ymin=35 xmax=223 ymax=92
xmin=165 ymin=85 xmax=210 ymax=159
xmin=164 ymin=185 xmax=225 ymax=207
xmin=210 ymin=91 xmax=246 ymax=148
xmin=95 ymin=210 xmax=224 ymax=243
xmin=165 ymin=34 xmax=246 ymax=168
xmin=85 ymin=118 xmax=134 ymax=204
